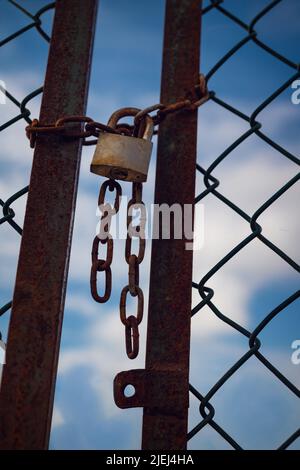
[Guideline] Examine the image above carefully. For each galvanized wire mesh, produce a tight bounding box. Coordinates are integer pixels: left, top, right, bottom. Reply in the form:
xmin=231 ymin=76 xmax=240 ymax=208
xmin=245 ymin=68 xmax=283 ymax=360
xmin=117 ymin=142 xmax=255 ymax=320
xmin=0 ymin=1 xmax=55 ymax=343
xmin=190 ymin=0 xmax=300 ymax=449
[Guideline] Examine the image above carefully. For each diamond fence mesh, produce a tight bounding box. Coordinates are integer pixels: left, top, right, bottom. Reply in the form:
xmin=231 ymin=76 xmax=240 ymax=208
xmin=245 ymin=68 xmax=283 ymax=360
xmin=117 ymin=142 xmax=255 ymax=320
xmin=0 ymin=1 xmax=55 ymax=344
xmin=189 ymin=0 xmax=299 ymax=449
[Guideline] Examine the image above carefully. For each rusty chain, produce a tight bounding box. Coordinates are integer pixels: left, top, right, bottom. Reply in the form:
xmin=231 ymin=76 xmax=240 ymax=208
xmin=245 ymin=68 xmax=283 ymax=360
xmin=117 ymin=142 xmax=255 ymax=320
xmin=90 ymin=179 xmax=122 ymax=303
xmin=87 ymin=106 xmax=148 ymax=360
xmin=90 ymin=173 xmax=146 ymax=359
xmin=25 ymin=78 xmax=209 ymax=360
xmin=24 ymin=74 xmax=208 ymax=361
xmin=120 ymin=182 xmax=146 ymax=359
xmin=25 ymin=74 xmax=209 ymax=147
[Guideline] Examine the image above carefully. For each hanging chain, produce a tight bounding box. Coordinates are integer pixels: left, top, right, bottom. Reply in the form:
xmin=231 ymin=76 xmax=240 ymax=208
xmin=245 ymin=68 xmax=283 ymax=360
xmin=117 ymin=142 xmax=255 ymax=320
xmin=120 ymin=182 xmax=146 ymax=359
xmin=25 ymin=74 xmax=208 ymax=359
xmin=90 ymin=179 xmax=122 ymax=303
xmin=89 ymin=158 xmax=146 ymax=359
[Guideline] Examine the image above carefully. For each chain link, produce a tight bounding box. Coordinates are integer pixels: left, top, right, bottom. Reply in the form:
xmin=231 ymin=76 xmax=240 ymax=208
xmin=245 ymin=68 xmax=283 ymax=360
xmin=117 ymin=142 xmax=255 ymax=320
xmin=119 ymin=181 xmax=146 ymax=359
xmin=90 ymin=179 xmax=121 ymax=303
xmin=124 ymin=315 xmax=140 ymax=360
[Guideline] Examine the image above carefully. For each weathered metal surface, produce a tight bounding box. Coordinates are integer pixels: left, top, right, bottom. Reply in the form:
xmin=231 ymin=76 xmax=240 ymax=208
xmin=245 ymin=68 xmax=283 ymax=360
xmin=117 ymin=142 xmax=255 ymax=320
xmin=91 ymin=133 xmax=153 ymax=182
xmin=142 ymin=0 xmax=202 ymax=450
xmin=0 ymin=0 xmax=98 ymax=449
xmin=91 ymin=108 xmax=154 ymax=182
xmin=114 ymin=369 xmax=188 ymax=413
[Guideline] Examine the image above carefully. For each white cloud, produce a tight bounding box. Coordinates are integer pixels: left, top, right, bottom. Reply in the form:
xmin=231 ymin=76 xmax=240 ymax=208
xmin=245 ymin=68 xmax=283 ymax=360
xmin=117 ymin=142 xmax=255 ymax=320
xmin=51 ymin=407 xmax=65 ymax=429
xmin=58 ymin=312 xmax=146 ymax=419
xmin=64 ymin=292 xmax=101 ymax=317
xmin=0 ymin=72 xmax=42 ymax=166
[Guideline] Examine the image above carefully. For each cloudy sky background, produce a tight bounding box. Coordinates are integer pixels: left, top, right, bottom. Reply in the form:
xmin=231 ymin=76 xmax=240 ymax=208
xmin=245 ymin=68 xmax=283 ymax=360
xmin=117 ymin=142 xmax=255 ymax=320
xmin=0 ymin=0 xmax=299 ymax=449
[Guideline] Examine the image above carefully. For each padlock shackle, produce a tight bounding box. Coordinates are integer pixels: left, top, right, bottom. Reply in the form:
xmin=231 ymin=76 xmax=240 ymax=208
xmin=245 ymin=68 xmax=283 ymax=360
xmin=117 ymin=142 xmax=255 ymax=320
xmin=108 ymin=107 xmax=153 ymax=141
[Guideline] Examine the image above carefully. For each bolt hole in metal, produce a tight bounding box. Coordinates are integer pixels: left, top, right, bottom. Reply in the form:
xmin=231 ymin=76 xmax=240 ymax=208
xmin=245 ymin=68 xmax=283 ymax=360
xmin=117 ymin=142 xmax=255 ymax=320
xmin=123 ymin=384 xmax=136 ymax=398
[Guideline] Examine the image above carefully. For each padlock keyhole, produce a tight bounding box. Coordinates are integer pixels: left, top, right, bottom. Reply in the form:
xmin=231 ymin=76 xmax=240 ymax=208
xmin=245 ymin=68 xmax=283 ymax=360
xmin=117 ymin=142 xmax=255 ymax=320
xmin=110 ymin=168 xmax=128 ymax=180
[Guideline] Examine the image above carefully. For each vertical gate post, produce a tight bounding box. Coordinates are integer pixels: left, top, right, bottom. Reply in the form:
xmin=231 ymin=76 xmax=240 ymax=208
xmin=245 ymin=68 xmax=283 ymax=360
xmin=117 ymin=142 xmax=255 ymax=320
xmin=0 ymin=0 xmax=98 ymax=449
xmin=142 ymin=0 xmax=202 ymax=450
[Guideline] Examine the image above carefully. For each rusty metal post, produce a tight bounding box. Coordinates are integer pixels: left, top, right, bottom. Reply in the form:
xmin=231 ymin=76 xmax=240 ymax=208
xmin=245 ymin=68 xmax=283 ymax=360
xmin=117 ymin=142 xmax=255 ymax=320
xmin=142 ymin=0 xmax=202 ymax=450
xmin=113 ymin=0 xmax=201 ymax=450
xmin=0 ymin=0 xmax=98 ymax=449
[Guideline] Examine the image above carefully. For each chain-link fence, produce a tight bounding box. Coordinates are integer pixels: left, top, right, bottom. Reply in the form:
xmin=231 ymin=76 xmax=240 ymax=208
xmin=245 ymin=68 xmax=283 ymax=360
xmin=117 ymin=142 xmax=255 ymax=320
xmin=190 ymin=0 xmax=299 ymax=449
xmin=0 ymin=1 xmax=55 ymax=345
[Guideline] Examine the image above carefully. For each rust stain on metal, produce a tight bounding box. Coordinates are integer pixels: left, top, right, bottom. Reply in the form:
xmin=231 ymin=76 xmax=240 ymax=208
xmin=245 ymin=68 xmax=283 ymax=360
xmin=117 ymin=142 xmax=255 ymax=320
xmin=114 ymin=369 xmax=188 ymax=415
xmin=113 ymin=0 xmax=202 ymax=451
xmin=142 ymin=0 xmax=202 ymax=450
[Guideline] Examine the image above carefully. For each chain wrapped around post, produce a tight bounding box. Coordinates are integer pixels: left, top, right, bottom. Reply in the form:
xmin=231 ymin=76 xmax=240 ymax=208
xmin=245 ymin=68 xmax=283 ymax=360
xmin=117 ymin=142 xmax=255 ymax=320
xmin=25 ymin=74 xmax=209 ymax=146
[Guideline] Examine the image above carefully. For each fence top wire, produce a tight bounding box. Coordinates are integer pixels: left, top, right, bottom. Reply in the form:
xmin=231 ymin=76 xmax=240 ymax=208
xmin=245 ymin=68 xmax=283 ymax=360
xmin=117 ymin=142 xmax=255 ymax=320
xmin=190 ymin=0 xmax=300 ymax=449
xmin=0 ymin=1 xmax=55 ymax=341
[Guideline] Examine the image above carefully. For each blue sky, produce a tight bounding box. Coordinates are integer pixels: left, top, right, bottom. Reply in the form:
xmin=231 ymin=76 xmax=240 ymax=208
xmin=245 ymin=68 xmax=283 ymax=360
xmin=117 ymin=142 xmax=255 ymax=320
xmin=0 ymin=0 xmax=299 ymax=450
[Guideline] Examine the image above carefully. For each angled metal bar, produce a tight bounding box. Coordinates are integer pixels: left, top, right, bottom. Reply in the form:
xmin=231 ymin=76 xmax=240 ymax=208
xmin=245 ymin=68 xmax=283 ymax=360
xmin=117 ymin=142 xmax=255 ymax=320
xmin=0 ymin=0 xmax=98 ymax=449
xmin=142 ymin=0 xmax=202 ymax=450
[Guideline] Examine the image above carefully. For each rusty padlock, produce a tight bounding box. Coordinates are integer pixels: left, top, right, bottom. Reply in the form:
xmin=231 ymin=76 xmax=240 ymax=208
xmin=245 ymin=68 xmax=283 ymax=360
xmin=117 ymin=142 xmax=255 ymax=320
xmin=90 ymin=107 xmax=153 ymax=182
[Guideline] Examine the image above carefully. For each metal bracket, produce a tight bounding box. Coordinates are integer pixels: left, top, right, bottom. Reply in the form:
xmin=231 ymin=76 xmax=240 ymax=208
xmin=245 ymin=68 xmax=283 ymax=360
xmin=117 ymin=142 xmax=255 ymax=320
xmin=114 ymin=369 xmax=189 ymax=417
